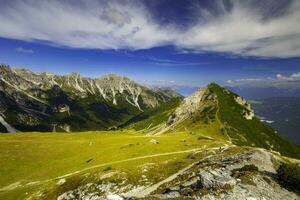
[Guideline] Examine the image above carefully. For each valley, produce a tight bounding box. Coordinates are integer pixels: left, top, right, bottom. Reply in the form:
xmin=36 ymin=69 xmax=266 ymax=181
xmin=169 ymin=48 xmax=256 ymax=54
xmin=250 ymin=97 xmax=300 ymax=145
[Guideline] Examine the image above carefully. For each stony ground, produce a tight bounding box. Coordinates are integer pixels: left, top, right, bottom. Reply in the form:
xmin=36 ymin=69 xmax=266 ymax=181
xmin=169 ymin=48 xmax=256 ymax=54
xmin=50 ymin=147 xmax=300 ymax=200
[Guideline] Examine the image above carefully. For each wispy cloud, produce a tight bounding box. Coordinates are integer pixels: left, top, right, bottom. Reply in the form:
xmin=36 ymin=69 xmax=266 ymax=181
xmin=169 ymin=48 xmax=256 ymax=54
xmin=122 ymin=51 xmax=210 ymax=66
xmin=226 ymin=71 xmax=300 ymax=89
xmin=276 ymin=72 xmax=300 ymax=81
xmin=15 ymin=47 xmax=34 ymax=54
xmin=1 ymin=0 xmax=300 ymax=58
xmin=145 ymin=57 xmax=210 ymax=66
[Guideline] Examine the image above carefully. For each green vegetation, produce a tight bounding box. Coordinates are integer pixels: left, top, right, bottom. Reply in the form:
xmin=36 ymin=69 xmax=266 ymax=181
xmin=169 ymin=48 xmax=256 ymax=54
xmin=231 ymin=164 xmax=259 ymax=186
xmin=1 ymin=83 xmax=300 ymax=199
xmin=237 ymin=164 xmax=259 ymax=172
xmin=0 ymin=130 xmax=223 ymax=200
xmin=277 ymin=162 xmax=300 ymax=193
xmin=123 ymin=97 xmax=182 ymax=131
xmin=208 ymin=83 xmax=300 ymax=159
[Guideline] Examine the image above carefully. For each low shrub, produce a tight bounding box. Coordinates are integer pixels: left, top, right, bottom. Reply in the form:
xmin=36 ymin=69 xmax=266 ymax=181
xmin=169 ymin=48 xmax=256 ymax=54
xmin=277 ymin=162 xmax=300 ymax=192
xmin=239 ymin=164 xmax=259 ymax=172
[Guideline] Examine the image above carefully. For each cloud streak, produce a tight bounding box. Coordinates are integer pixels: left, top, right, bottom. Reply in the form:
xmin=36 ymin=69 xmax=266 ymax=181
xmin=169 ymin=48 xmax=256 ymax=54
xmin=276 ymin=72 xmax=300 ymax=81
xmin=15 ymin=47 xmax=34 ymax=53
xmin=1 ymin=0 xmax=300 ymax=58
xmin=226 ymin=71 xmax=300 ymax=89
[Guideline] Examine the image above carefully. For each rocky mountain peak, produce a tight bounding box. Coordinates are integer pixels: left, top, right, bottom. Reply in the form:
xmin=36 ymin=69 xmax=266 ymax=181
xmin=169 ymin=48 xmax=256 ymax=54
xmin=166 ymin=82 xmax=256 ymax=127
xmin=167 ymin=84 xmax=217 ymax=125
xmin=0 ymin=65 xmax=182 ymax=133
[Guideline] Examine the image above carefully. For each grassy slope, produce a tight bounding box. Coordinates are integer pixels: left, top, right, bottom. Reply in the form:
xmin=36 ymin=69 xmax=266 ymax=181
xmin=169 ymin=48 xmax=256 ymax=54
xmin=209 ymin=83 xmax=300 ymax=159
xmin=1 ymin=84 xmax=300 ymax=199
xmin=0 ymin=131 xmax=223 ymax=200
xmin=122 ymin=97 xmax=182 ymax=131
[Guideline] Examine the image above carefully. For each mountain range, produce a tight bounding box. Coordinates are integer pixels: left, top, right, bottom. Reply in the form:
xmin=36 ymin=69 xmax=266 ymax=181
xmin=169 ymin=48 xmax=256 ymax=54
xmin=1 ymin=64 xmax=299 ymax=159
xmin=1 ymin=65 xmax=300 ymax=200
xmin=0 ymin=64 xmax=181 ymax=133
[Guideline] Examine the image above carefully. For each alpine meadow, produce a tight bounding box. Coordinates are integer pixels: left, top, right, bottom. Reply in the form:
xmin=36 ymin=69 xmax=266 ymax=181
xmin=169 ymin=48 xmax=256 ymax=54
xmin=1 ymin=1 xmax=300 ymax=200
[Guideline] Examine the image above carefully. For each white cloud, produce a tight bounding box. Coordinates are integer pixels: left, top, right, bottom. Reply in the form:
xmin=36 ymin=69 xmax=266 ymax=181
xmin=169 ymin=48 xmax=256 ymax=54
xmin=0 ymin=0 xmax=174 ymax=50
xmin=226 ymin=71 xmax=300 ymax=88
xmin=1 ymin=0 xmax=300 ymax=58
xmin=15 ymin=47 xmax=34 ymax=53
xmin=276 ymin=72 xmax=300 ymax=81
xmin=177 ymin=1 xmax=300 ymax=58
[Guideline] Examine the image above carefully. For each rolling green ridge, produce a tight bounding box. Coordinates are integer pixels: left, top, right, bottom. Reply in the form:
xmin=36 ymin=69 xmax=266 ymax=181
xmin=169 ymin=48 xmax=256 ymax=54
xmin=208 ymin=83 xmax=300 ymax=159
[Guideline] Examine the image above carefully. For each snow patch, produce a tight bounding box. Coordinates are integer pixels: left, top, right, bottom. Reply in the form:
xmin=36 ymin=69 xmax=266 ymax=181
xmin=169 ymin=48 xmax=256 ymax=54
xmin=95 ymin=83 xmax=107 ymax=100
xmin=0 ymin=77 xmax=49 ymax=105
xmin=0 ymin=114 xmax=19 ymax=133
xmin=111 ymin=89 xmax=117 ymax=105
xmin=74 ymin=74 xmax=85 ymax=92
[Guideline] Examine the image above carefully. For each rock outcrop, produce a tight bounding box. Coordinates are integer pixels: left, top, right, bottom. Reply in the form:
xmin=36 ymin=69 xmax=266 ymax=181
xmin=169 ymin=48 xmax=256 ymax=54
xmin=52 ymin=147 xmax=300 ymax=200
xmin=154 ymin=147 xmax=299 ymax=200
xmin=166 ymin=86 xmax=217 ymax=126
xmin=234 ymin=96 xmax=254 ymax=120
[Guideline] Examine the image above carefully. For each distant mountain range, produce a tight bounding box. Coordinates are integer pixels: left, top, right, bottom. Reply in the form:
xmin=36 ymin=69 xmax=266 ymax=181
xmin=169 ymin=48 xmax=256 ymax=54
xmin=0 ymin=65 xmax=181 ymax=132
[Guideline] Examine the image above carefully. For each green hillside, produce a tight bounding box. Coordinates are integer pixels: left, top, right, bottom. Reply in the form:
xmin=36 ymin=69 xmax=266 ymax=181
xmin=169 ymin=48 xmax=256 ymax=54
xmin=0 ymin=131 xmax=224 ymax=200
xmin=122 ymin=97 xmax=182 ymax=131
xmin=208 ymin=83 xmax=300 ymax=159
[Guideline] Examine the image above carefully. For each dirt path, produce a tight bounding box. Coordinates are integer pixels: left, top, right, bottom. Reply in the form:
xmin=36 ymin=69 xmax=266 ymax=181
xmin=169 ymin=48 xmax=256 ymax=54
xmin=56 ymin=148 xmax=205 ymax=179
xmin=0 ymin=147 xmax=207 ymax=192
xmin=127 ymin=145 xmax=230 ymax=198
xmin=125 ymin=157 xmax=210 ymax=198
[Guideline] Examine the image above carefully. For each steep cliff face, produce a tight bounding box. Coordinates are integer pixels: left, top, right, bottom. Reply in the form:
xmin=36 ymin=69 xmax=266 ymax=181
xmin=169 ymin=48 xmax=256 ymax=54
xmin=0 ymin=65 xmax=181 ymax=132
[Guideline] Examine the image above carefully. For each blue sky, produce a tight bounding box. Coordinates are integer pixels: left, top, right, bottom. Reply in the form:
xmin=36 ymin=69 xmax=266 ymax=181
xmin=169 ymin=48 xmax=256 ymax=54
xmin=0 ymin=0 xmax=300 ymax=91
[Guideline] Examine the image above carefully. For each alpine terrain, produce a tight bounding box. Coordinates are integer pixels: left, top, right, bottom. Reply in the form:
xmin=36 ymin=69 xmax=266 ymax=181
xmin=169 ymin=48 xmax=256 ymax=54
xmin=0 ymin=65 xmax=300 ymax=200
xmin=0 ymin=65 xmax=181 ymax=132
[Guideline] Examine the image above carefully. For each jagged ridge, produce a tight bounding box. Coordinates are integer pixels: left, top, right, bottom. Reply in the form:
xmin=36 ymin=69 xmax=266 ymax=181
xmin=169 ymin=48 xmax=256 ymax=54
xmin=0 ymin=65 xmax=182 ymax=133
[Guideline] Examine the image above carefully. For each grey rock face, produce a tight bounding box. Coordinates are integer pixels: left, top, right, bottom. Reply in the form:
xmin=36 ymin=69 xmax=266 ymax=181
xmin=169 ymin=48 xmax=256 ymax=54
xmin=166 ymin=86 xmax=217 ymax=127
xmin=199 ymin=169 xmax=236 ymax=188
xmin=151 ymin=148 xmax=300 ymax=200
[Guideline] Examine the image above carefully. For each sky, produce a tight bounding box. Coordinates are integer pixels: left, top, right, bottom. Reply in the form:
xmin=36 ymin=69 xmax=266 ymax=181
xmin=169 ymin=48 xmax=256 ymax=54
xmin=0 ymin=0 xmax=300 ymax=93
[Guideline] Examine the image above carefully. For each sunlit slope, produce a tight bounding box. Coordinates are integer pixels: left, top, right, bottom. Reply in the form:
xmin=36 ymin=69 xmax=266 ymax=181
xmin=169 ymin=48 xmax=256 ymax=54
xmin=208 ymin=83 xmax=300 ymax=158
xmin=141 ymin=83 xmax=300 ymax=159
xmin=0 ymin=131 xmax=224 ymax=200
xmin=122 ymin=97 xmax=182 ymax=132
